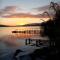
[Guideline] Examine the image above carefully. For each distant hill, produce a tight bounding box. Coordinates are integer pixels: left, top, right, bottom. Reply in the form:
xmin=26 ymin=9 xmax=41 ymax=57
xmin=0 ymin=24 xmax=11 ymax=27
xmin=0 ymin=23 xmax=42 ymax=27
xmin=17 ymin=23 xmax=42 ymax=26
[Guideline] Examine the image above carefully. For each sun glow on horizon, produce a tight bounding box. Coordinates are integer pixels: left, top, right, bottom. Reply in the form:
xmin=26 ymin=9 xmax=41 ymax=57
xmin=16 ymin=21 xmax=27 ymax=25
xmin=0 ymin=18 xmax=49 ymax=26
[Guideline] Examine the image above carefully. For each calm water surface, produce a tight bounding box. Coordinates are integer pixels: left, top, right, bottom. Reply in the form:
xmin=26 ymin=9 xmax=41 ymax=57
xmin=0 ymin=26 xmax=40 ymax=47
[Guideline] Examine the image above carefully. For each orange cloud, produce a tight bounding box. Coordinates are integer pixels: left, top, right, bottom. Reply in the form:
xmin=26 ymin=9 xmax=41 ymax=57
xmin=2 ymin=13 xmax=49 ymax=18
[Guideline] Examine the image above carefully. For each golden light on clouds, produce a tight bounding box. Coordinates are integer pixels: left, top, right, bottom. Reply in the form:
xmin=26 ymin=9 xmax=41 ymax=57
xmin=0 ymin=18 xmax=49 ymax=26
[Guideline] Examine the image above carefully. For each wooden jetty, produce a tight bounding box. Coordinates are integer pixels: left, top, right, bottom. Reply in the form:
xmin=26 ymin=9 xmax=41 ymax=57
xmin=12 ymin=30 xmax=49 ymax=46
xmin=25 ymin=36 xmax=49 ymax=46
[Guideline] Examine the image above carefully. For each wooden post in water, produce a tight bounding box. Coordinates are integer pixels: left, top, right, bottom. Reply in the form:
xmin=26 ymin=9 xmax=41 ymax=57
xmin=36 ymin=40 xmax=39 ymax=46
xmin=39 ymin=40 xmax=41 ymax=45
xmin=25 ymin=39 xmax=28 ymax=45
xmin=29 ymin=39 xmax=31 ymax=44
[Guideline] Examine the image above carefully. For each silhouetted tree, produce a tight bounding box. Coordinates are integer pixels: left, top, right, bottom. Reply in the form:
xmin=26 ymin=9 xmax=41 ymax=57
xmin=40 ymin=2 xmax=60 ymax=60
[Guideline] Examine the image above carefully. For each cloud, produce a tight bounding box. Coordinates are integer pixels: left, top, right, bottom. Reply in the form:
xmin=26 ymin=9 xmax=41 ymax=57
xmin=32 ymin=2 xmax=60 ymax=16
xmin=32 ymin=5 xmax=50 ymax=14
xmin=0 ymin=6 xmax=33 ymax=17
xmin=2 ymin=13 xmax=46 ymax=18
xmin=0 ymin=6 xmax=23 ymax=16
xmin=0 ymin=5 xmax=49 ymax=17
xmin=1 ymin=4 xmax=56 ymax=18
xmin=0 ymin=6 xmax=49 ymax=18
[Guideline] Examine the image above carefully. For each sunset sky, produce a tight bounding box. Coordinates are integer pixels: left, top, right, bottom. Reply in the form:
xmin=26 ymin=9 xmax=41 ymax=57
xmin=0 ymin=0 xmax=59 ymax=26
